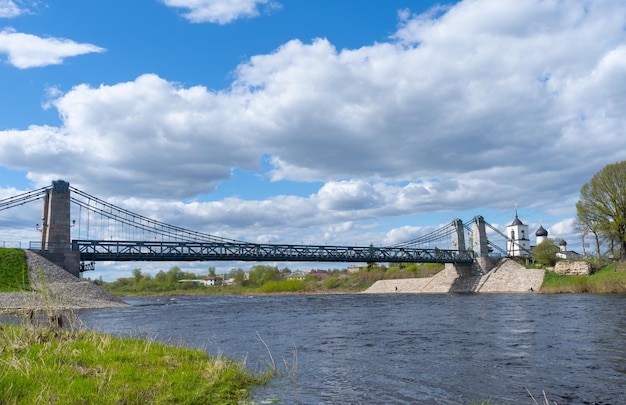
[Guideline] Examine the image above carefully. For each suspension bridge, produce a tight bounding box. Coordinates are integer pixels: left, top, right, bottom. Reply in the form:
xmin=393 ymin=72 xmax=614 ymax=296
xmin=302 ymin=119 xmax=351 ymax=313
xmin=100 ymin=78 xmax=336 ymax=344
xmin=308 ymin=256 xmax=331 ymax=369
xmin=0 ymin=180 xmax=519 ymax=276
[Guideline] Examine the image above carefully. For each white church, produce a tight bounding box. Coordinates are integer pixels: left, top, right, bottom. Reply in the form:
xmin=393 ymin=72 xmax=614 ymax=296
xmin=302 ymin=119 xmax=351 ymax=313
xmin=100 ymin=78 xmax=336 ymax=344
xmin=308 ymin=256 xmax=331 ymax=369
xmin=506 ymin=212 xmax=580 ymax=259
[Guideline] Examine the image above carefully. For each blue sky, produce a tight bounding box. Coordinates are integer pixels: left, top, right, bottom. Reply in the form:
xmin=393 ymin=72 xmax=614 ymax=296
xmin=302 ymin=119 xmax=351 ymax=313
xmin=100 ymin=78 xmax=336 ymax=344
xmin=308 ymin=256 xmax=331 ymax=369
xmin=1 ymin=0 xmax=626 ymax=280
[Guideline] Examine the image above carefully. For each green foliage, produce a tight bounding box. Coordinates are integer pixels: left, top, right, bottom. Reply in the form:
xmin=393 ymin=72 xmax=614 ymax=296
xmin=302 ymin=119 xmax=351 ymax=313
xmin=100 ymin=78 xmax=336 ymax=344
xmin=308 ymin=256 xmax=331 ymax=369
xmin=576 ymin=160 xmax=626 ymax=260
xmin=532 ymin=239 xmax=559 ymax=266
xmin=247 ymin=265 xmax=280 ymax=287
xmin=0 ymin=324 xmax=270 ymax=404
xmin=259 ymin=279 xmax=307 ymax=293
xmin=102 ymin=266 xmax=207 ymax=295
xmin=0 ymin=248 xmax=30 ymax=292
xmin=99 ymin=262 xmax=451 ymax=295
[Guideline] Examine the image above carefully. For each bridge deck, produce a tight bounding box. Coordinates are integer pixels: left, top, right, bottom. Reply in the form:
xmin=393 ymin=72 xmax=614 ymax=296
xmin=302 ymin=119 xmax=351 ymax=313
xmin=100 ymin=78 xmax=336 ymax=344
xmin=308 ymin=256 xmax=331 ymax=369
xmin=72 ymin=240 xmax=475 ymax=264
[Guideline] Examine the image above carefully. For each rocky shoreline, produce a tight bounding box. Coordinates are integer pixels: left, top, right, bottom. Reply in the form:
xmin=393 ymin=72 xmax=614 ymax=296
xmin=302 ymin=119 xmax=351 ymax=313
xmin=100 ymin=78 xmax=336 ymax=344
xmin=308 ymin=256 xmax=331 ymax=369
xmin=363 ymin=259 xmax=545 ymax=294
xmin=0 ymin=250 xmax=128 ymax=310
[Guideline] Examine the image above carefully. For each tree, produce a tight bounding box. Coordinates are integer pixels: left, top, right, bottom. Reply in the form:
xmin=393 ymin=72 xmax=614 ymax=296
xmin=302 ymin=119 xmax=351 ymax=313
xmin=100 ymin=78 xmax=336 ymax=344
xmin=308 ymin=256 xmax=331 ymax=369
xmin=576 ymin=161 xmax=626 ymax=260
xmin=248 ymin=265 xmax=280 ymax=287
xmin=532 ymin=239 xmax=559 ymax=266
xmin=132 ymin=268 xmax=143 ymax=282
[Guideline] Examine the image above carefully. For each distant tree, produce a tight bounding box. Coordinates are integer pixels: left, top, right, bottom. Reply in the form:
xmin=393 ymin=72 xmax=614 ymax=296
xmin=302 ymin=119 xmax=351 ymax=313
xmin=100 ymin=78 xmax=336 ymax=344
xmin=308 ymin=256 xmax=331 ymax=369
xmin=165 ymin=266 xmax=185 ymax=283
xmin=576 ymin=161 xmax=626 ymax=260
xmin=248 ymin=265 xmax=280 ymax=287
xmin=533 ymin=239 xmax=559 ymax=266
xmin=208 ymin=267 xmax=216 ymax=277
xmin=233 ymin=268 xmax=246 ymax=286
xmin=132 ymin=268 xmax=143 ymax=283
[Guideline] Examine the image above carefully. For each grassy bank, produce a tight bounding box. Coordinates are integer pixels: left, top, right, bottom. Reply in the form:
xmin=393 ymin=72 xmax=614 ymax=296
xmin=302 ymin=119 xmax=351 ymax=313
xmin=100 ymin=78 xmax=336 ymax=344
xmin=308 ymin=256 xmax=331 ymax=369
xmin=0 ymin=248 xmax=29 ymax=292
xmin=540 ymin=262 xmax=626 ymax=293
xmin=0 ymin=323 xmax=271 ymax=405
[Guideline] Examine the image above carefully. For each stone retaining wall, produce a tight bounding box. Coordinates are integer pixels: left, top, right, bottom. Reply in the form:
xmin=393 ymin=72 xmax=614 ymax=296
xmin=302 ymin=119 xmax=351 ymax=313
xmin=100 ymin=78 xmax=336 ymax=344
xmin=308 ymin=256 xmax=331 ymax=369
xmin=554 ymin=260 xmax=592 ymax=275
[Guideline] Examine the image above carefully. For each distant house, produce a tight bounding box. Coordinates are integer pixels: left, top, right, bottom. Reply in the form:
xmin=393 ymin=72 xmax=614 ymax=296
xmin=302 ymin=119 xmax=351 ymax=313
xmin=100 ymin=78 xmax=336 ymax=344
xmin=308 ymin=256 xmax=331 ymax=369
xmin=346 ymin=264 xmax=365 ymax=273
xmin=308 ymin=270 xmax=331 ymax=280
xmin=202 ymin=276 xmax=223 ymax=286
xmin=285 ymin=270 xmax=306 ymax=280
xmin=179 ymin=276 xmax=223 ymax=287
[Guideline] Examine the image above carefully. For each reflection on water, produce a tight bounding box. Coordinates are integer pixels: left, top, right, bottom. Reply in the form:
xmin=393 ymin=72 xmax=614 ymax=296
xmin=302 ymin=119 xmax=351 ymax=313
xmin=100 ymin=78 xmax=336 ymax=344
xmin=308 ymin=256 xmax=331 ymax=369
xmin=78 ymin=293 xmax=626 ymax=404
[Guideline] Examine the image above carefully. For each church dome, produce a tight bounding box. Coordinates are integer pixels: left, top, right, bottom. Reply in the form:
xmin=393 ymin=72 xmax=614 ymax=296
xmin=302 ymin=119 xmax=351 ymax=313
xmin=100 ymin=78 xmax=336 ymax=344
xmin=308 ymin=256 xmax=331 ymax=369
xmin=535 ymin=225 xmax=548 ymax=237
xmin=511 ymin=215 xmax=523 ymax=226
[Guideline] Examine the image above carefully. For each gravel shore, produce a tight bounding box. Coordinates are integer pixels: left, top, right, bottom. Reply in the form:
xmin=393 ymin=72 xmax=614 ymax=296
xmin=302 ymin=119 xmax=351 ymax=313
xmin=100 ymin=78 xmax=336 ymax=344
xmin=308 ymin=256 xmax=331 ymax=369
xmin=0 ymin=250 xmax=128 ymax=310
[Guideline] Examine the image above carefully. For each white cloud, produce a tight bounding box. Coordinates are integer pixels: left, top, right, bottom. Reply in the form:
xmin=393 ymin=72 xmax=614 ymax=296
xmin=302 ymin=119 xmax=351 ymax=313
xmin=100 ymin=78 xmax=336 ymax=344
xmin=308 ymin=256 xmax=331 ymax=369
xmin=549 ymin=218 xmax=578 ymax=241
xmin=0 ymin=28 xmax=105 ymax=68
xmin=0 ymin=0 xmax=24 ymax=18
xmin=1 ymin=0 xmax=626 ymax=246
xmin=162 ymin=0 xmax=277 ymax=24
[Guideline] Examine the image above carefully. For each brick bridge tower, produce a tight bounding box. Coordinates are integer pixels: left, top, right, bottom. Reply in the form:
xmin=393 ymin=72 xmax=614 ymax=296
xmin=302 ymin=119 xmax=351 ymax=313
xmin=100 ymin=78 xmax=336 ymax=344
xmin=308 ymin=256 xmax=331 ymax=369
xmin=39 ymin=180 xmax=80 ymax=277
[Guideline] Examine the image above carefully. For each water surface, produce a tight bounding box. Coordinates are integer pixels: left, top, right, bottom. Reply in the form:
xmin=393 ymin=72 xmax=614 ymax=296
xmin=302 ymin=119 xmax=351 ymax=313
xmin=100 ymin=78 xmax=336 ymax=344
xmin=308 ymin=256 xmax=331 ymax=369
xmin=78 ymin=294 xmax=626 ymax=404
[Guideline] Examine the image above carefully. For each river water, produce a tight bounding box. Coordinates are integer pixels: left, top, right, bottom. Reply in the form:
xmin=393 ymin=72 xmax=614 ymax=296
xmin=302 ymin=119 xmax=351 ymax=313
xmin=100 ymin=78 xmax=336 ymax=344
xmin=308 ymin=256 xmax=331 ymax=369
xmin=77 ymin=293 xmax=626 ymax=404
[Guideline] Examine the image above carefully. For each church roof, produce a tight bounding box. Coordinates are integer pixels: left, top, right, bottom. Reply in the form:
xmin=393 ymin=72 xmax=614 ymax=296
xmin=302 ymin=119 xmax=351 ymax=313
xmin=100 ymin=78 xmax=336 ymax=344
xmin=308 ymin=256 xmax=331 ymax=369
xmin=535 ymin=225 xmax=548 ymax=237
xmin=511 ymin=215 xmax=523 ymax=226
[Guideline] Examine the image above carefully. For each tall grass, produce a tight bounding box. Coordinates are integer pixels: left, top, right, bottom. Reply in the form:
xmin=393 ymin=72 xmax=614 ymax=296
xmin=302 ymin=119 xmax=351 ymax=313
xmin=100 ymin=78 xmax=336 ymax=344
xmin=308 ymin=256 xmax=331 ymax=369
xmin=0 ymin=323 xmax=271 ymax=405
xmin=0 ymin=248 xmax=29 ymax=292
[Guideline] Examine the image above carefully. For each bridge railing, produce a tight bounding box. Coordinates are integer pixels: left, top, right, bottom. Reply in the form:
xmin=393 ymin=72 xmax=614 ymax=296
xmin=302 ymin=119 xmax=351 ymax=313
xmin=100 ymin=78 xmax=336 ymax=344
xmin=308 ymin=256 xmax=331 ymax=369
xmin=29 ymin=241 xmax=73 ymax=251
xmin=1 ymin=241 xmax=26 ymax=248
xmin=71 ymin=240 xmax=476 ymax=264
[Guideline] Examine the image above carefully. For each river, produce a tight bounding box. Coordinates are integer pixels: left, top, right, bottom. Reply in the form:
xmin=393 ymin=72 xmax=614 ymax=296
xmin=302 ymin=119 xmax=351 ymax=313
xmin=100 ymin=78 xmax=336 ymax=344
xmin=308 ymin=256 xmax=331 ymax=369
xmin=78 ymin=293 xmax=625 ymax=404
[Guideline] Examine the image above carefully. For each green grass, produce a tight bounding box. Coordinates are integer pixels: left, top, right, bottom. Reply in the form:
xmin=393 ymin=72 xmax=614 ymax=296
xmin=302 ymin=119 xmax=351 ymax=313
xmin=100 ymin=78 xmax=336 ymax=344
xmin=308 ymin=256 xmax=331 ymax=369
xmin=0 ymin=323 xmax=271 ymax=405
xmin=0 ymin=248 xmax=30 ymax=292
xmin=259 ymin=278 xmax=308 ymax=293
xmin=541 ymin=262 xmax=626 ymax=293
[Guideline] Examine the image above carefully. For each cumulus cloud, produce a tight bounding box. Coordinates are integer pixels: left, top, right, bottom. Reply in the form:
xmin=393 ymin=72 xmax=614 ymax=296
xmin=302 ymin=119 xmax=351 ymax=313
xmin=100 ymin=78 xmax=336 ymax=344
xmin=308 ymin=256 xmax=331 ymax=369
xmin=0 ymin=0 xmax=25 ymax=18
xmin=0 ymin=28 xmax=105 ymax=68
xmin=161 ymin=0 xmax=278 ymax=24
xmin=1 ymin=0 xmax=626 ymax=245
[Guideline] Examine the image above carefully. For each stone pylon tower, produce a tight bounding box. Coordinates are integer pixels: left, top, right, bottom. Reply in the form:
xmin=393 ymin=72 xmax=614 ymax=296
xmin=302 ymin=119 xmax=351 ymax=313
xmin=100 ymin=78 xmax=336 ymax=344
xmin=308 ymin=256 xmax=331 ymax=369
xmin=472 ymin=215 xmax=489 ymax=257
xmin=451 ymin=218 xmax=466 ymax=253
xmin=41 ymin=180 xmax=71 ymax=251
xmin=39 ymin=180 xmax=80 ymax=276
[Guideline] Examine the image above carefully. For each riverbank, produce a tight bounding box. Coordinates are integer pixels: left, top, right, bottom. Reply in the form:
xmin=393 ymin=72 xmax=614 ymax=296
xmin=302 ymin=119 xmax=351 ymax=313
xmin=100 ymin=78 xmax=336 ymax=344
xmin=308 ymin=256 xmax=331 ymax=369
xmin=0 ymin=250 xmax=128 ymax=310
xmin=0 ymin=323 xmax=270 ymax=405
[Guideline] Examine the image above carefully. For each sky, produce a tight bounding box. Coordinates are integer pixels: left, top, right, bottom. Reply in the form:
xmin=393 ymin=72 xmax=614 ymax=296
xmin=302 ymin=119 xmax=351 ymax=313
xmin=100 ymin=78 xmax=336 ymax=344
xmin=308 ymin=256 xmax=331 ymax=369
xmin=1 ymin=0 xmax=625 ymax=281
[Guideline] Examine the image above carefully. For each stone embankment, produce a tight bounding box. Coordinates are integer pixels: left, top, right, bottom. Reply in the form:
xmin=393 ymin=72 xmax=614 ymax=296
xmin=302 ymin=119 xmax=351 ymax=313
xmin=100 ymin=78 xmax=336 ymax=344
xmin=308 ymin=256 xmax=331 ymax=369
xmin=0 ymin=250 xmax=128 ymax=309
xmin=363 ymin=258 xmax=544 ymax=294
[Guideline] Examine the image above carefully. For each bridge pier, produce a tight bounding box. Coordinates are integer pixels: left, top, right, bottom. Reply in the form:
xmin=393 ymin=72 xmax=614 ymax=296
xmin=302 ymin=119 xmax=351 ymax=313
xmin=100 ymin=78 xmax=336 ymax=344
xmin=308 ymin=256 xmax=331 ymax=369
xmin=471 ymin=215 xmax=496 ymax=273
xmin=37 ymin=180 xmax=80 ymax=277
xmin=451 ymin=218 xmax=466 ymax=252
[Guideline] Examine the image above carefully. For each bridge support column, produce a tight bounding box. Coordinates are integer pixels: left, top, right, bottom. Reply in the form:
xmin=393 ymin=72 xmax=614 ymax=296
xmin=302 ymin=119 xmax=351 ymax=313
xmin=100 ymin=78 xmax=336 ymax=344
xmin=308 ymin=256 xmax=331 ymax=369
xmin=451 ymin=218 xmax=466 ymax=253
xmin=472 ymin=215 xmax=495 ymax=273
xmin=41 ymin=180 xmax=71 ymax=252
xmin=38 ymin=180 xmax=79 ymax=277
xmin=472 ymin=215 xmax=488 ymax=257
